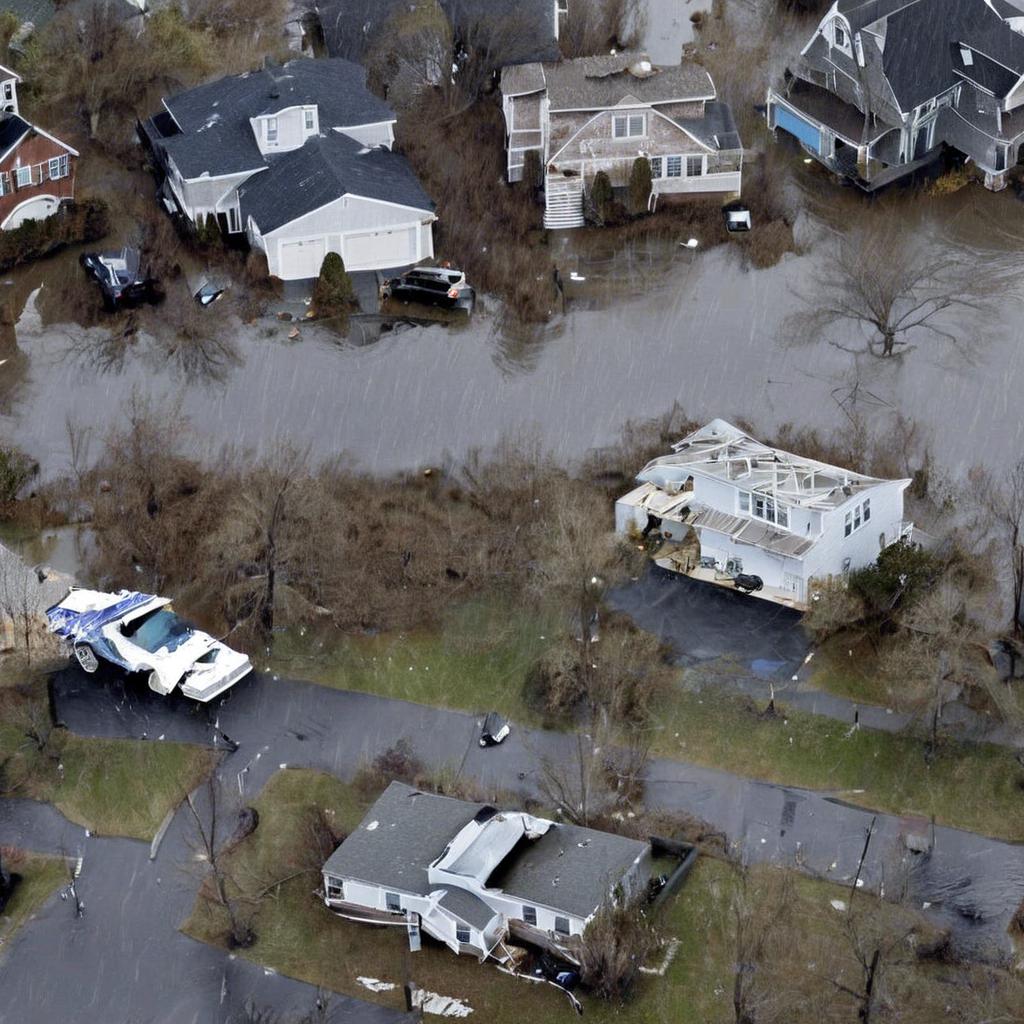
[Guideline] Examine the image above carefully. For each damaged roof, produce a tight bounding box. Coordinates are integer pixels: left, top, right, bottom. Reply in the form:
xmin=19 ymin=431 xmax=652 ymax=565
xmin=239 ymin=131 xmax=433 ymax=234
xmin=503 ymin=52 xmax=715 ymax=110
xmin=638 ymin=418 xmax=907 ymax=511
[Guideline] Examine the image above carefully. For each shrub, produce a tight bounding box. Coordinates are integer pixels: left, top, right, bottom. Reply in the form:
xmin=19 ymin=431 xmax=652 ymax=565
xmin=0 ymin=199 xmax=110 ymax=273
xmin=522 ymin=640 xmax=586 ymax=720
xmin=194 ymin=213 xmax=222 ymax=248
xmin=0 ymin=444 xmax=39 ymax=511
xmin=353 ymin=738 xmax=424 ymax=799
xmin=590 ymin=170 xmax=613 ymax=224
xmin=579 ymin=898 xmax=661 ymax=1002
xmin=312 ymin=251 xmax=356 ymax=317
xmin=849 ymin=540 xmax=940 ymax=622
xmin=627 ymin=157 xmax=652 ymax=216
xmin=804 ymin=575 xmax=867 ymax=641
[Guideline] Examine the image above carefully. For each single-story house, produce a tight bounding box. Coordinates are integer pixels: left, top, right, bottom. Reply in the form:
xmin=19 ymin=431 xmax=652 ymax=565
xmin=616 ymin=418 xmax=913 ymax=609
xmin=141 ymin=58 xmax=435 ymax=279
xmin=767 ymin=0 xmax=1024 ymax=192
xmin=501 ymin=52 xmax=742 ymax=228
xmin=0 ymin=74 xmax=78 ymax=231
xmin=322 ymin=781 xmax=651 ymax=961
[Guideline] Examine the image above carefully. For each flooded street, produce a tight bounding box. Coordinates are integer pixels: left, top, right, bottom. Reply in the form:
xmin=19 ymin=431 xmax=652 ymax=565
xmin=4 ymin=176 xmax=1024 ymax=482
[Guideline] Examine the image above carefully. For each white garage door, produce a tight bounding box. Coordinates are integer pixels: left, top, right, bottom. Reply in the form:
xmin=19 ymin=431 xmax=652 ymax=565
xmin=278 ymin=237 xmax=326 ymax=281
xmin=344 ymin=226 xmax=416 ymax=271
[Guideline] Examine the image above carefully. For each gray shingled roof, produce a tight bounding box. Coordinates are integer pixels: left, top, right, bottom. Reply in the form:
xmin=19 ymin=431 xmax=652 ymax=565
xmin=322 ymin=783 xmax=489 ymax=895
xmin=437 ymin=888 xmax=498 ymax=930
xmin=538 ymin=52 xmax=714 ymax=110
xmin=486 ymin=822 xmax=648 ymax=920
xmin=0 ymin=115 xmax=31 ymax=160
xmin=155 ymin=58 xmax=394 ymax=179
xmin=239 ymin=131 xmax=433 ymax=234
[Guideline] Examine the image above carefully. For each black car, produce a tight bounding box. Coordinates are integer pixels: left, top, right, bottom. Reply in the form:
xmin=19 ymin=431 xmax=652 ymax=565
xmin=382 ymin=266 xmax=474 ymax=311
xmin=80 ymin=248 xmax=160 ymax=311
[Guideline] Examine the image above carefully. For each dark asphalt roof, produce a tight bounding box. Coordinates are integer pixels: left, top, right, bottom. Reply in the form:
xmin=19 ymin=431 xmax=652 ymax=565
xmin=157 ymin=58 xmax=394 ymax=179
xmin=486 ymin=823 xmax=648 ymax=920
xmin=317 ymin=0 xmax=560 ymax=65
xmin=688 ymin=100 xmax=742 ymax=152
xmin=239 ymin=131 xmax=434 ymax=234
xmin=437 ymin=887 xmax=498 ymax=930
xmin=322 ymin=782 xmax=488 ymax=894
xmin=785 ymin=79 xmax=893 ymax=143
xmin=878 ymin=0 xmax=1024 ymax=110
xmin=0 ymin=114 xmax=30 ymax=158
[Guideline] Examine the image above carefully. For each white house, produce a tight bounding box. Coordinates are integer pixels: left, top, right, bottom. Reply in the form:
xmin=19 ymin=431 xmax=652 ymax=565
xmin=616 ymin=419 xmax=913 ymax=608
xmin=141 ymin=58 xmax=435 ymax=279
xmin=322 ymin=781 xmax=651 ymax=961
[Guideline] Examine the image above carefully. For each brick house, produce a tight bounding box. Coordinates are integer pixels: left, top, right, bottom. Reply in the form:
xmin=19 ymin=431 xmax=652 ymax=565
xmin=501 ymin=52 xmax=742 ymax=228
xmin=0 ymin=63 xmax=78 ymax=230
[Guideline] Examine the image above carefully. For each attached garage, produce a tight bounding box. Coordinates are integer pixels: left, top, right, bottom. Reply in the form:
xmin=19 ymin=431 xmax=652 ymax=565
xmin=278 ymin=237 xmax=327 ymax=280
xmin=344 ymin=226 xmax=417 ymax=271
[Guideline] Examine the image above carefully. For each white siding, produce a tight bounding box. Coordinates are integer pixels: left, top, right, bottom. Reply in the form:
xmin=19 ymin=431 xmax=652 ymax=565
xmin=252 ymin=107 xmax=319 ymax=155
xmin=335 ymin=122 xmax=395 ymax=149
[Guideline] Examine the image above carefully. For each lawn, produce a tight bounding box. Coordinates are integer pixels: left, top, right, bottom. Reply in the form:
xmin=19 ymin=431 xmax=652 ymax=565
xmin=0 ymin=669 xmax=218 ymax=840
xmin=269 ymin=596 xmax=557 ymax=725
xmin=654 ymin=688 xmax=1024 ymax=841
xmin=0 ymin=849 xmax=66 ymax=958
xmin=183 ymin=769 xmax=992 ymax=1023
xmin=807 ymin=635 xmax=892 ymax=706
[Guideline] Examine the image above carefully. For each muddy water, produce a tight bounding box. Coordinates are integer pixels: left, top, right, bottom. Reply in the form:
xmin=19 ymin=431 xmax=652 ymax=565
xmin=3 ymin=168 xmax=1024 ymax=482
xmin=642 ymin=0 xmax=711 ymax=62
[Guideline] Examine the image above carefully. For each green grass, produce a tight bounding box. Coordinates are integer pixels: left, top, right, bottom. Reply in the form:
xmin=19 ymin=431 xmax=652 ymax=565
xmin=0 ymin=677 xmax=218 ymax=841
xmin=269 ymin=596 xmax=556 ymax=724
xmin=808 ymin=635 xmax=892 ymax=706
xmin=0 ymin=850 xmax=66 ymax=958
xmin=654 ymin=689 xmax=1024 ymax=841
xmin=184 ymin=769 xmax=989 ymax=1023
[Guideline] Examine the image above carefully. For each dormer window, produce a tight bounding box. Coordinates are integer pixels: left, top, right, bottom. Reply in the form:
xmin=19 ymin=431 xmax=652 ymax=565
xmin=834 ymin=22 xmax=847 ymax=48
xmin=265 ymin=117 xmax=278 ymax=144
xmin=960 ymin=46 xmax=973 ymax=67
xmin=613 ymin=114 xmax=645 ymax=139
xmin=304 ymin=109 xmax=315 ymax=132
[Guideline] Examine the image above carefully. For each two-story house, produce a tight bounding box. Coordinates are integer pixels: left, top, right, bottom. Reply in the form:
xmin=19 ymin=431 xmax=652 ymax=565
xmin=322 ymin=781 xmax=651 ymax=961
xmin=501 ymin=52 xmax=742 ymax=228
xmin=141 ymin=58 xmax=436 ymax=279
xmin=767 ymin=0 xmax=1024 ymax=192
xmin=0 ymin=64 xmax=79 ymax=231
xmin=615 ymin=419 xmax=913 ymax=608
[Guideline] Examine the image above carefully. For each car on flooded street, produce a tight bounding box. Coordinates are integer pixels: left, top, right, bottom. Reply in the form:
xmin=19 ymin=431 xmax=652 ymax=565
xmin=80 ymin=247 xmax=160 ymax=311
xmin=722 ymin=201 xmax=751 ymax=232
xmin=381 ymin=266 xmax=475 ymax=312
xmin=46 ymin=588 xmax=252 ymax=702
xmin=479 ymin=710 xmax=510 ymax=746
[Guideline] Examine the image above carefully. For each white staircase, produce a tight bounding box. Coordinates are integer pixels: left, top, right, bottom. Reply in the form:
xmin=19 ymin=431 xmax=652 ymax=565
xmin=543 ymin=176 xmax=585 ymax=229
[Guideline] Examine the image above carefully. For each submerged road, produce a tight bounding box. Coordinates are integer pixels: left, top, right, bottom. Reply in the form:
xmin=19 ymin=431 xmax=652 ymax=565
xmin=0 ymin=666 xmax=1021 ymax=1024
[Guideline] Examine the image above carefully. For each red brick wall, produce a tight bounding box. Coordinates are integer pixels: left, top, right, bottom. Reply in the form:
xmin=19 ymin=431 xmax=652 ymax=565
xmin=0 ymin=129 xmax=76 ymax=226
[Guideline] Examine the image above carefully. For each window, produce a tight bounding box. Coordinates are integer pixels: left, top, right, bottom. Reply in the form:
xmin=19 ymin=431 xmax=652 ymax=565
xmin=844 ymin=499 xmax=870 ymax=538
xmin=834 ymin=22 xmax=847 ymax=48
xmin=960 ymin=46 xmax=973 ymax=67
xmin=557 ymin=0 xmax=568 ymax=13
xmin=227 ymin=206 xmax=241 ymax=232
xmin=666 ymin=155 xmax=682 ymax=178
xmin=649 ymin=156 xmax=662 ymax=179
xmin=304 ymin=109 xmax=315 ymax=131
xmin=862 ymin=498 xmax=870 ymax=522
xmin=776 ymin=505 xmax=789 ymax=529
xmin=455 ymin=924 xmax=471 ymax=944
xmin=854 ymin=506 xmax=862 ymax=530
xmin=266 ymin=117 xmax=278 ymax=143
xmin=612 ymin=113 xmax=645 ymax=139
xmin=554 ymin=916 xmax=571 ymax=936
xmin=14 ymin=165 xmax=31 ymax=188
xmin=738 ymin=491 xmax=751 ymax=514
xmin=48 ymin=155 xmax=68 ymax=180
xmin=326 ymin=875 xmax=344 ymax=900
xmin=845 ymin=511 xmax=853 ymax=537
xmin=0 ymin=172 xmax=7 ymax=197
xmin=2 ymin=82 xmax=11 ymax=100
xmin=385 ymin=892 xmax=402 ymax=912
xmin=742 ymin=490 xmax=790 ymax=529
xmin=686 ymin=155 xmax=703 ymax=177
xmin=523 ymin=905 xmax=538 ymax=926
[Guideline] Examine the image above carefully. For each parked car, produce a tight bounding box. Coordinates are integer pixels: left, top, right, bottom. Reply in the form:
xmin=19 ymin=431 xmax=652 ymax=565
xmin=722 ymin=201 xmax=751 ymax=232
xmin=46 ymin=588 xmax=252 ymax=702
xmin=733 ymin=573 xmax=764 ymax=595
xmin=80 ymin=248 xmax=160 ymax=311
xmin=479 ymin=711 xmax=510 ymax=747
xmin=382 ymin=266 xmax=474 ymax=311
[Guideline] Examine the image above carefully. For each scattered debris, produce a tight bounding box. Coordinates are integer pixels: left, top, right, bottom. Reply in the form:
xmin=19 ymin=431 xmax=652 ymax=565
xmin=639 ymin=937 xmax=681 ymax=976
xmin=357 ymin=977 xmax=396 ymax=993
xmin=412 ymin=990 xmax=473 ymax=1017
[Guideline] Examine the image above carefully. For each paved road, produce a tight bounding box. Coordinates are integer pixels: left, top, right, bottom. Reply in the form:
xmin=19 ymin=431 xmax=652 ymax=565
xmin=2 ymin=667 xmax=1022 ymax=1022
xmin=611 ymin=568 xmax=1024 ymax=749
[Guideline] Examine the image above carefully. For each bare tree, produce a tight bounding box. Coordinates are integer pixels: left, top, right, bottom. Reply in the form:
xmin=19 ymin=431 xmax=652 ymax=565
xmin=364 ymin=0 xmax=453 ymax=108
xmin=971 ymin=458 xmax=1024 ymax=635
xmin=578 ymin=894 xmax=660 ymax=1001
xmin=183 ymin=778 xmax=255 ymax=949
xmin=786 ymin=219 xmax=1004 ymax=359
xmin=559 ymin=0 xmax=645 ymax=58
